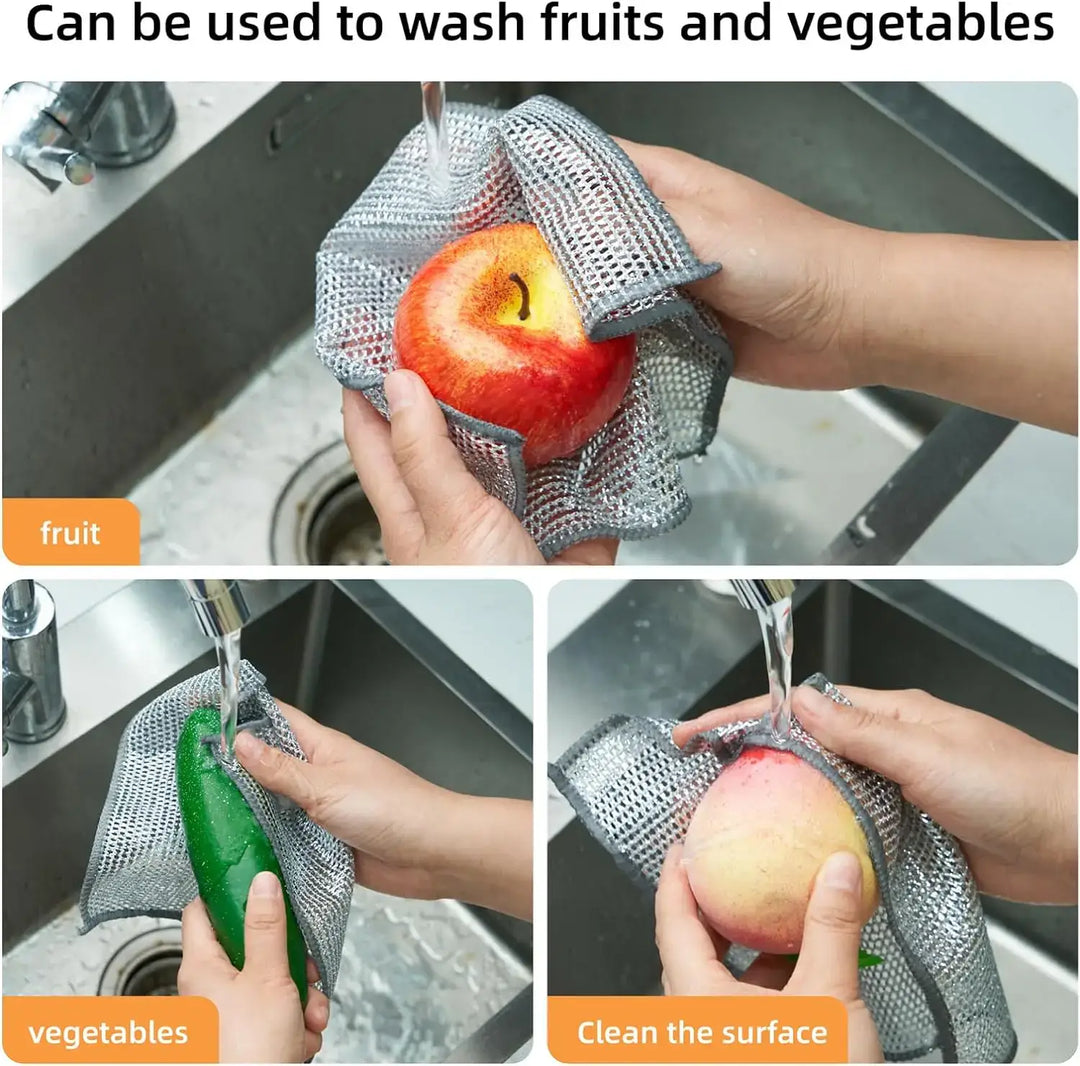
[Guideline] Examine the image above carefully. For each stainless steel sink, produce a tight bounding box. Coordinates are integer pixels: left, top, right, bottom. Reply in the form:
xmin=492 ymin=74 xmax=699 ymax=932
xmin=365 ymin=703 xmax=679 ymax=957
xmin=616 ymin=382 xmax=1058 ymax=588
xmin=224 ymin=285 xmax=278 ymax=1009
xmin=2 ymin=579 xmax=533 ymax=1062
xmin=547 ymin=580 xmax=1078 ymax=1061
xmin=3 ymin=83 xmax=1075 ymax=564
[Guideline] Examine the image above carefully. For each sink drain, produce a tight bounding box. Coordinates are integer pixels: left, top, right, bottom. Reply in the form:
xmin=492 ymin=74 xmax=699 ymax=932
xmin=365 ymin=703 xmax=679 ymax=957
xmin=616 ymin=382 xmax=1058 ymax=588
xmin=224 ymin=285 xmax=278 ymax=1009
xmin=98 ymin=928 xmax=183 ymax=997
xmin=271 ymin=441 xmax=387 ymax=565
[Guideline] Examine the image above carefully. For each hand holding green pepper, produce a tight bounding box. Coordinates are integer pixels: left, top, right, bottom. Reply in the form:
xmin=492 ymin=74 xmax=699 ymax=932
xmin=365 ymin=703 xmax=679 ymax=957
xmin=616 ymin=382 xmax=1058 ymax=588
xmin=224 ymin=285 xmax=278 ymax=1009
xmin=233 ymin=700 xmax=533 ymax=921
xmin=178 ymin=872 xmax=330 ymax=1063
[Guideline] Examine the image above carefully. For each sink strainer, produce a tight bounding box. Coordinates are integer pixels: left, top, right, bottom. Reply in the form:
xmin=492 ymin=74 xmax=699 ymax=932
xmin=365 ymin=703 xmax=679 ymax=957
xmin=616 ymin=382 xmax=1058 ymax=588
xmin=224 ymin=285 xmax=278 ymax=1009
xmin=270 ymin=441 xmax=386 ymax=565
xmin=98 ymin=927 xmax=182 ymax=997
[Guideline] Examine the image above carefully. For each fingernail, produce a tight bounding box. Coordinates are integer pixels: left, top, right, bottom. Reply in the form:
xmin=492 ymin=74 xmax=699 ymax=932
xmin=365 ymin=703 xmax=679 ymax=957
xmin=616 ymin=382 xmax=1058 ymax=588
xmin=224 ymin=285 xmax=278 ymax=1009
xmin=251 ymin=871 xmax=281 ymax=899
xmin=821 ymin=851 xmax=862 ymax=892
xmin=796 ymin=684 xmax=836 ymax=714
xmin=384 ymin=370 xmax=417 ymax=415
xmin=234 ymin=731 xmax=262 ymax=762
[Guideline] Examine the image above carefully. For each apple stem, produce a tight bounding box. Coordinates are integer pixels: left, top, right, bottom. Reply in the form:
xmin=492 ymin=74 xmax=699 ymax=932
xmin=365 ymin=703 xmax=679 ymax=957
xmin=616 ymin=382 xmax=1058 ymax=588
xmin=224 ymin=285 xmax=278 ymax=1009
xmin=508 ymin=273 xmax=530 ymax=321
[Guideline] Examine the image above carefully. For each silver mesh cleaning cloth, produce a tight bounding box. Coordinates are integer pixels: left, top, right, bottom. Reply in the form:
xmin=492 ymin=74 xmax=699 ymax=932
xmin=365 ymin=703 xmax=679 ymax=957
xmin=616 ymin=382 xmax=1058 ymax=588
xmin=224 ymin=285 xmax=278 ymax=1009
xmin=314 ymin=94 xmax=733 ymax=557
xmin=549 ymin=674 xmax=1016 ymax=1063
xmin=79 ymin=661 xmax=354 ymax=996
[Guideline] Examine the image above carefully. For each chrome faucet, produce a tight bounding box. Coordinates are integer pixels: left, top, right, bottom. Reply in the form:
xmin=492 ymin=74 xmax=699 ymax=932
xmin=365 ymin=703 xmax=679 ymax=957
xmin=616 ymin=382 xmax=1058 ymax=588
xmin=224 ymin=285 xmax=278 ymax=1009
xmin=3 ymin=580 xmax=66 ymax=754
xmin=180 ymin=580 xmax=251 ymax=640
xmin=729 ymin=579 xmax=796 ymax=612
xmin=2 ymin=82 xmax=176 ymax=192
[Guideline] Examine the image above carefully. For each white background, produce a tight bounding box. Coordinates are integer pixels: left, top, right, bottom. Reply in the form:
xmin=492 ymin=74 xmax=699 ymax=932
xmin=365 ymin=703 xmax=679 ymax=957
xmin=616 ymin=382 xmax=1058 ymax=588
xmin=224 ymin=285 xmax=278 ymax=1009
xmin=1 ymin=2 xmax=1078 ymax=1063
xmin=1 ymin=1 xmax=1078 ymax=81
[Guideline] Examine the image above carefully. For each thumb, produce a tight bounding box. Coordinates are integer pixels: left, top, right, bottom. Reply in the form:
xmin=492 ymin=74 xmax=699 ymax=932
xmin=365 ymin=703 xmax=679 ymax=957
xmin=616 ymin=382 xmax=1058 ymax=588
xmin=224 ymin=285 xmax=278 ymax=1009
xmin=383 ymin=369 xmax=489 ymax=523
xmin=792 ymin=684 xmax=926 ymax=789
xmin=654 ymin=845 xmax=735 ymax=995
xmin=241 ymin=872 xmax=292 ymax=986
xmin=790 ymin=851 xmax=867 ymax=1001
xmin=234 ymin=731 xmax=323 ymax=816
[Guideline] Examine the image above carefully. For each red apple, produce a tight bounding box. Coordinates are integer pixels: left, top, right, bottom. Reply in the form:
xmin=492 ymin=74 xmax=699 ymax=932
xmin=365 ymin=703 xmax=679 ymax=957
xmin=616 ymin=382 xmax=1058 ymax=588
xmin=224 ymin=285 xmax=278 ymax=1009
xmin=394 ymin=222 xmax=636 ymax=468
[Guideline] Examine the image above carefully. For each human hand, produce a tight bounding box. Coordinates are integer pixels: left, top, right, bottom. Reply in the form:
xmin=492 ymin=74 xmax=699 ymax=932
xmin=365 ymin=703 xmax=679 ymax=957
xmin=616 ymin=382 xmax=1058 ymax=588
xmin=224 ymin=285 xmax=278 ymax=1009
xmin=617 ymin=138 xmax=886 ymax=393
xmin=656 ymin=845 xmax=883 ymax=1063
xmin=235 ymin=701 xmax=533 ymax=920
xmin=342 ymin=369 xmax=618 ymax=565
xmin=619 ymin=138 xmax=1078 ymax=433
xmin=177 ymin=872 xmax=329 ymax=1063
xmin=673 ymin=686 xmax=1079 ymax=904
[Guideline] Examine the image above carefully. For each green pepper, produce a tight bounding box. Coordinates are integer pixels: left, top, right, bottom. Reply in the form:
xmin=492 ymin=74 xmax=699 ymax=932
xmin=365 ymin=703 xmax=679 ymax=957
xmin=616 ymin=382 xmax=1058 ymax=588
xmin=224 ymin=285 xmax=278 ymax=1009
xmin=177 ymin=706 xmax=308 ymax=1004
xmin=782 ymin=949 xmax=884 ymax=969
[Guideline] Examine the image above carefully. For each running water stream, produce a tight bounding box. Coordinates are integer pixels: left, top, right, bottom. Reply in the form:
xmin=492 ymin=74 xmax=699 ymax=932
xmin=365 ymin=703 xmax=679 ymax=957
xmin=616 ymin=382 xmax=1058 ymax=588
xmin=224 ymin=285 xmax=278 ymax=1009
xmin=214 ymin=629 xmax=242 ymax=759
xmin=757 ymin=597 xmax=794 ymax=741
xmin=421 ymin=81 xmax=449 ymax=196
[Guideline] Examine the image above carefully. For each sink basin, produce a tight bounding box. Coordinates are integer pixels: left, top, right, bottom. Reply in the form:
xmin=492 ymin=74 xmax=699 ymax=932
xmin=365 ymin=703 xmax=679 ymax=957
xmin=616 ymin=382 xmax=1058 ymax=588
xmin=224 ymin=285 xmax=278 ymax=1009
xmin=547 ymin=579 xmax=1077 ymax=1061
xmin=3 ymin=83 xmax=1074 ymax=564
xmin=2 ymin=579 xmax=533 ymax=1062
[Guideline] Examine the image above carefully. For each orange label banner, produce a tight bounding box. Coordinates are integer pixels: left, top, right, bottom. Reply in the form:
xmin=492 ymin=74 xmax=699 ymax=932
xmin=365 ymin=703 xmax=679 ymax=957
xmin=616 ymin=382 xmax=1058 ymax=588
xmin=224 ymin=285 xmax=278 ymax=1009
xmin=2 ymin=996 xmax=218 ymax=1063
xmin=3 ymin=499 xmax=140 ymax=565
xmin=548 ymin=995 xmax=847 ymax=1063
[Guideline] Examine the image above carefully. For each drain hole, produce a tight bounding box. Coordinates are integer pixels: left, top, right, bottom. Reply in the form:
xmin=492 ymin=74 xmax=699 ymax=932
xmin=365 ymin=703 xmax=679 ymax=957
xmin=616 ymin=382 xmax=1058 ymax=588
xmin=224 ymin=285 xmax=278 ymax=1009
xmin=122 ymin=950 xmax=181 ymax=996
xmin=98 ymin=927 xmax=183 ymax=997
xmin=308 ymin=478 xmax=386 ymax=565
xmin=271 ymin=441 xmax=387 ymax=565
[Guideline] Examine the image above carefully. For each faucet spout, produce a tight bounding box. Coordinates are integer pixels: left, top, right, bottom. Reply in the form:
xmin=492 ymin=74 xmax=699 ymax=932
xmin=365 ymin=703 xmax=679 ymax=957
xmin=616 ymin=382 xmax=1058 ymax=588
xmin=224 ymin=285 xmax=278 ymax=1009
xmin=180 ymin=580 xmax=251 ymax=640
xmin=3 ymin=580 xmax=37 ymax=625
xmin=3 ymin=82 xmax=175 ymax=192
xmin=729 ymin=579 xmax=796 ymax=612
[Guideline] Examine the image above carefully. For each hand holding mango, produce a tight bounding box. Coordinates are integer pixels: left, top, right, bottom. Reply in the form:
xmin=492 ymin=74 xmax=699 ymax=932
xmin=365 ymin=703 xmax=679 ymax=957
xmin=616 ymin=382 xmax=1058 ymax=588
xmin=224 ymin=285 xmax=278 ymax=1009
xmin=655 ymin=837 xmax=884 ymax=1062
xmin=675 ymin=684 xmax=1079 ymax=907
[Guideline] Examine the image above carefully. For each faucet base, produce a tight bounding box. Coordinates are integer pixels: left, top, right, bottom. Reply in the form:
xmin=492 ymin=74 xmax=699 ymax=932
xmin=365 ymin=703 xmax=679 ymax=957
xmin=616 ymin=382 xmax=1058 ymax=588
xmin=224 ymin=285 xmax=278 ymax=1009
xmin=89 ymin=84 xmax=177 ymax=169
xmin=3 ymin=580 xmax=67 ymax=752
xmin=5 ymin=700 xmax=67 ymax=746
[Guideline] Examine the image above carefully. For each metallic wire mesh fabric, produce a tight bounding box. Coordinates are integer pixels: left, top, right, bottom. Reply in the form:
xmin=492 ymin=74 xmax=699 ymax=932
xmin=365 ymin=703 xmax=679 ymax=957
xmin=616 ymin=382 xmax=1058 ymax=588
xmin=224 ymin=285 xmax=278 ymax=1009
xmin=79 ymin=661 xmax=354 ymax=996
xmin=549 ymin=674 xmax=1016 ymax=1063
xmin=314 ymin=94 xmax=733 ymax=557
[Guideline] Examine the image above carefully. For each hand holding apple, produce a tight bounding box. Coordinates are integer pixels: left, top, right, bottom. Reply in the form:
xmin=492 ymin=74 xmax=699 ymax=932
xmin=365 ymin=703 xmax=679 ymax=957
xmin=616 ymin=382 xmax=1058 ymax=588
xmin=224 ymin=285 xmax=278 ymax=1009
xmin=341 ymin=375 xmax=619 ymax=565
xmin=394 ymin=223 xmax=636 ymax=467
